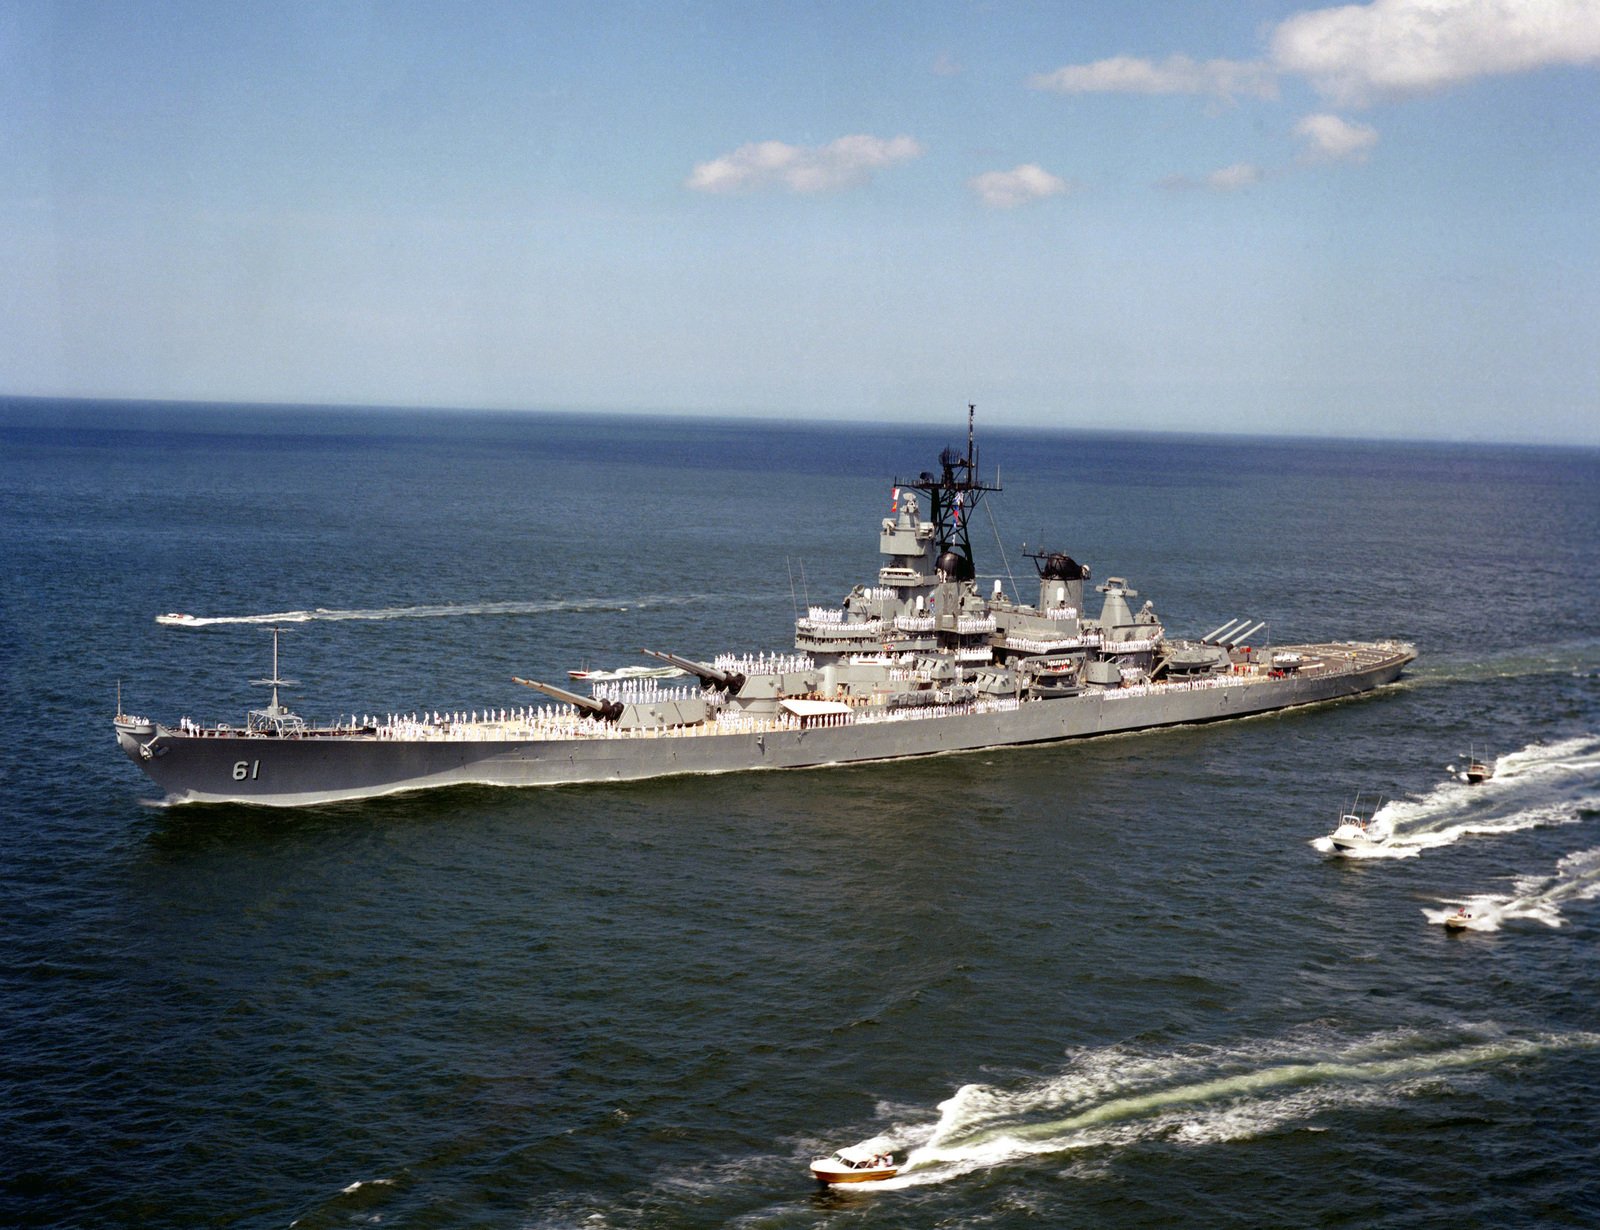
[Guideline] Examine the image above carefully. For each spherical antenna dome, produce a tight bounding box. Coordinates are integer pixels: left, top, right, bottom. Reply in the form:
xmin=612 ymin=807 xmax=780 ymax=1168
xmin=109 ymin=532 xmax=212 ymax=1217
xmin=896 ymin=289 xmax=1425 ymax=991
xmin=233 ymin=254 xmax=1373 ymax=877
xmin=1041 ymin=552 xmax=1085 ymax=581
xmin=936 ymin=550 xmax=975 ymax=581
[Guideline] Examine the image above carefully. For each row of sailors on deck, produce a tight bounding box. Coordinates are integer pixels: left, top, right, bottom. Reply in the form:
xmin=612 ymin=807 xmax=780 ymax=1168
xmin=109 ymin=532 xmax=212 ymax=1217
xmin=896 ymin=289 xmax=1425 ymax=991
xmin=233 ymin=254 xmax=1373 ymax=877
xmin=712 ymin=652 xmax=815 ymax=675
xmin=591 ymin=682 xmax=698 ymax=704
xmin=354 ymin=708 xmax=540 ymax=729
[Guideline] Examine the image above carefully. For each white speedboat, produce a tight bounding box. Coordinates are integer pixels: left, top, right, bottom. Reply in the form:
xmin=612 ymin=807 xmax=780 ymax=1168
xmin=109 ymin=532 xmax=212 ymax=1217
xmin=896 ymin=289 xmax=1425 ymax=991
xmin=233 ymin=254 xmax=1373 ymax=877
xmin=809 ymin=1139 xmax=898 ymax=1185
xmin=1328 ymin=806 xmax=1392 ymax=854
xmin=1443 ymin=906 xmax=1474 ymax=930
xmin=155 ymin=612 xmax=199 ymax=626
xmin=566 ymin=664 xmax=686 ymax=682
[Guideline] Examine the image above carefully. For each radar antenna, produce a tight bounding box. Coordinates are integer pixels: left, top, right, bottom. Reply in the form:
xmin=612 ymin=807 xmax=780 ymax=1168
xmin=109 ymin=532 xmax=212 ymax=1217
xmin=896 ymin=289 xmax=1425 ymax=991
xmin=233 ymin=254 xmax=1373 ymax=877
xmin=894 ymin=403 xmax=1001 ymax=580
xmin=247 ymin=625 xmax=306 ymax=734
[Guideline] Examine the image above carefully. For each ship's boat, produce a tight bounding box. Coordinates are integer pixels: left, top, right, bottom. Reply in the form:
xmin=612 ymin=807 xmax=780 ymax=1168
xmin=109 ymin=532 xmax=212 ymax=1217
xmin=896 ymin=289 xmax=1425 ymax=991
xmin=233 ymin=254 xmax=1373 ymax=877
xmin=113 ymin=407 xmax=1417 ymax=807
xmin=810 ymin=1140 xmax=898 ymax=1184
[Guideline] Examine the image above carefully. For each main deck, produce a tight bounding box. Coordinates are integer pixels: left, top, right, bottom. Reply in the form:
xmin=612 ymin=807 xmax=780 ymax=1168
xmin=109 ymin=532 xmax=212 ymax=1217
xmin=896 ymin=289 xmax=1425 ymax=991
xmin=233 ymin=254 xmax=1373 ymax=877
xmin=115 ymin=640 xmax=1414 ymax=806
xmin=122 ymin=640 xmax=1408 ymax=747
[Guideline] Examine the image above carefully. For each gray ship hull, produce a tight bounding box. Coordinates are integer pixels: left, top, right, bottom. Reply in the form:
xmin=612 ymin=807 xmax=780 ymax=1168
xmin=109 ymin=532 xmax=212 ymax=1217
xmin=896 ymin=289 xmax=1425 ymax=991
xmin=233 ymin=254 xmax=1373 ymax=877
xmin=114 ymin=642 xmax=1412 ymax=807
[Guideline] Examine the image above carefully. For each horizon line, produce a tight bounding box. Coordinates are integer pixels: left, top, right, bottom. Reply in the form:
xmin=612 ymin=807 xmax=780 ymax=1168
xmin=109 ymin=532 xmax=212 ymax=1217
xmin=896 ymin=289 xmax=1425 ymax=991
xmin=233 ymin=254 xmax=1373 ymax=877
xmin=1 ymin=391 xmax=1594 ymax=453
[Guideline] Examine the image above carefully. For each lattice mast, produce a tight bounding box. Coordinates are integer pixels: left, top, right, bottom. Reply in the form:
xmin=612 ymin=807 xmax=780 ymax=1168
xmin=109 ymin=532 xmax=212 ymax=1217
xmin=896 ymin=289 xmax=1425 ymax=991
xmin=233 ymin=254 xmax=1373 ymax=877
xmin=895 ymin=403 xmax=1000 ymax=580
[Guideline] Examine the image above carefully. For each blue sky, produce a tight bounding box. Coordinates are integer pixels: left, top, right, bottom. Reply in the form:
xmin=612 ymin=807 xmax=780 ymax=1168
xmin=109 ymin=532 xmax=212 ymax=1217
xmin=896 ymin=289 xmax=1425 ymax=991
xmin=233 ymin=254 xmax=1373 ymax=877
xmin=2 ymin=0 xmax=1597 ymax=443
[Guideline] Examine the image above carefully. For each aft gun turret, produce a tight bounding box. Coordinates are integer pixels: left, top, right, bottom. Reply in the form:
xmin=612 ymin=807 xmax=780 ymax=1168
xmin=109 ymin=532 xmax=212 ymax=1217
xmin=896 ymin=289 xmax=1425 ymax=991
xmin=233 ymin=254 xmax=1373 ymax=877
xmin=512 ymin=677 xmax=625 ymax=721
xmin=640 ymin=649 xmax=747 ymax=694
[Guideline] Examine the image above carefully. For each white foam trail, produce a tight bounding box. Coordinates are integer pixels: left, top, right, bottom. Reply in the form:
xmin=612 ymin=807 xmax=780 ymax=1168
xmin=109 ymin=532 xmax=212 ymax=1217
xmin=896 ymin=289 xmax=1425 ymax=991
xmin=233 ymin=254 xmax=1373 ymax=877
xmin=288 ymin=1177 xmax=398 ymax=1227
xmin=850 ymin=1026 xmax=1600 ymax=1189
xmin=1312 ymin=735 xmax=1600 ymax=860
xmin=1425 ymin=846 xmax=1600 ymax=932
xmin=154 ymin=595 xmax=705 ymax=627
xmin=338 ymin=1178 xmax=395 ymax=1195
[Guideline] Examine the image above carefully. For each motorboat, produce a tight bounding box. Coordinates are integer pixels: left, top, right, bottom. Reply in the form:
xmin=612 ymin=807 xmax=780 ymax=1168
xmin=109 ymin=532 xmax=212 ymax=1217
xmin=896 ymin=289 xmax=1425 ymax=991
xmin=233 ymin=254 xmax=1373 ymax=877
xmin=1443 ymin=906 xmax=1474 ymax=930
xmin=156 ymin=612 xmax=199 ymax=626
xmin=566 ymin=664 xmax=686 ymax=682
xmin=1328 ymin=800 xmax=1392 ymax=854
xmin=809 ymin=1139 xmax=898 ymax=1184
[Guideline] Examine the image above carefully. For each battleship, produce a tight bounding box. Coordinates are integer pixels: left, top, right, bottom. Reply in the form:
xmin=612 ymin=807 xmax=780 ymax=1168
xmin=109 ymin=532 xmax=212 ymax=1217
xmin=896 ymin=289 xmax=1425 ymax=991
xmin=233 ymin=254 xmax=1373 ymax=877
xmin=114 ymin=409 xmax=1415 ymax=806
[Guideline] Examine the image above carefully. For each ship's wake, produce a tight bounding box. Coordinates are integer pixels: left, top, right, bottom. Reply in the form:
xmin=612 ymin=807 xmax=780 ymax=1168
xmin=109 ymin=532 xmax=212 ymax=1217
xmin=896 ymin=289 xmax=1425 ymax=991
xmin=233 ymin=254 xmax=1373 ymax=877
xmin=1424 ymin=846 xmax=1600 ymax=932
xmin=835 ymin=1025 xmax=1599 ymax=1191
xmin=1310 ymin=735 xmax=1600 ymax=860
xmin=1409 ymin=637 xmax=1600 ymax=685
xmin=154 ymin=595 xmax=704 ymax=627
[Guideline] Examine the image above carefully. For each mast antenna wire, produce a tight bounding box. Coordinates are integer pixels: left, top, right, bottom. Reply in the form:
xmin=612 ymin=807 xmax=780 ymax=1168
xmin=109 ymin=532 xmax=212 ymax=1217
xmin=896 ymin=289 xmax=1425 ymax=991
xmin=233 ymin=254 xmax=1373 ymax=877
xmin=983 ymin=480 xmax=1019 ymax=601
xmin=786 ymin=556 xmax=799 ymax=621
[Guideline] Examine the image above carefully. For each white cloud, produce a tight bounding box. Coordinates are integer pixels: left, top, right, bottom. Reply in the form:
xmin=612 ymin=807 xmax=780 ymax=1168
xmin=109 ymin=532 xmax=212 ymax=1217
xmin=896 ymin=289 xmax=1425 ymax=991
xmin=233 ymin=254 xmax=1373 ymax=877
xmin=685 ymin=134 xmax=924 ymax=195
xmin=1031 ymin=4 xmax=1600 ymax=113
xmin=1295 ymin=113 xmax=1380 ymax=162
xmin=1207 ymin=162 xmax=1264 ymax=190
xmin=1271 ymin=0 xmax=1600 ymax=105
xmin=1157 ymin=162 xmax=1265 ymax=192
xmin=1028 ymin=54 xmax=1277 ymax=101
xmin=969 ymin=163 xmax=1071 ymax=209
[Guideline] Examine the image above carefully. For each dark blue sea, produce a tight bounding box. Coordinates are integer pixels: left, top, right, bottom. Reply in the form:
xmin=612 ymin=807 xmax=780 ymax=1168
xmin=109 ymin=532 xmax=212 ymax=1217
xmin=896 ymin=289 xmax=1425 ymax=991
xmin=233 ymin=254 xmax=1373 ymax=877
xmin=3 ymin=397 xmax=1598 ymax=1229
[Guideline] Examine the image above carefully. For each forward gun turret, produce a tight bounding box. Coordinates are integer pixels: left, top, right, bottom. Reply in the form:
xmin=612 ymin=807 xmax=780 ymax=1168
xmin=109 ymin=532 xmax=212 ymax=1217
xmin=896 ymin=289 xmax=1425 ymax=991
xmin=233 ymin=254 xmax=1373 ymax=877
xmin=512 ymin=677 xmax=624 ymax=721
xmin=640 ymin=649 xmax=747 ymax=694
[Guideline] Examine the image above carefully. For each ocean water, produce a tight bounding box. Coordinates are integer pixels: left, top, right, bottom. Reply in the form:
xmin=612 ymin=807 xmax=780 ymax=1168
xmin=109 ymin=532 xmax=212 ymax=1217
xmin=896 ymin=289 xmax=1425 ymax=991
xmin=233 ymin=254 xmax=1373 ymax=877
xmin=2 ymin=397 xmax=1598 ymax=1228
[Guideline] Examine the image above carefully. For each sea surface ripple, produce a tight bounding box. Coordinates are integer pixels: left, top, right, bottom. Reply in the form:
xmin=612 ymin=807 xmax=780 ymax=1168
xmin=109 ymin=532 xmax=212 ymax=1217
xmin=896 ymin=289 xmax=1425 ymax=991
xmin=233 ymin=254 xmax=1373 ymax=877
xmin=2 ymin=399 xmax=1598 ymax=1228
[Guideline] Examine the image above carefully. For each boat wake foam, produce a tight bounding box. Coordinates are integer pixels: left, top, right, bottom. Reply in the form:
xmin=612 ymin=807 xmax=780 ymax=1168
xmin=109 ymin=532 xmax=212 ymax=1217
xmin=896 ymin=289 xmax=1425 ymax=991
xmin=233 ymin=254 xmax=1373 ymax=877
xmin=1310 ymin=735 xmax=1600 ymax=860
xmin=288 ymin=1175 xmax=401 ymax=1228
xmin=1410 ymin=638 xmax=1600 ymax=685
xmin=154 ymin=595 xmax=704 ymax=627
xmin=1424 ymin=846 xmax=1600 ymax=932
xmin=846 ymin=1025 xmax=1599 ymax=1190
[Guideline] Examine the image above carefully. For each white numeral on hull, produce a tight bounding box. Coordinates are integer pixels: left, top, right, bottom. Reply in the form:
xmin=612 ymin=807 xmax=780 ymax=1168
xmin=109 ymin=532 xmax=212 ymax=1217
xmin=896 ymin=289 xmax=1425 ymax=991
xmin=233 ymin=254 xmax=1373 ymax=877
xmin=231 ymin=760 xmax=261 ymax=781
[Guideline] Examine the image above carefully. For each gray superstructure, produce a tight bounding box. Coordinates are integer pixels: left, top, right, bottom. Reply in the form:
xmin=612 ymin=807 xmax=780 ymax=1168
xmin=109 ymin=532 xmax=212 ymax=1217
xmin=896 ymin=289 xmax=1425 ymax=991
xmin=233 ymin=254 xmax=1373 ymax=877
xmin=114 ymin=409 xmax=1415 ymax=806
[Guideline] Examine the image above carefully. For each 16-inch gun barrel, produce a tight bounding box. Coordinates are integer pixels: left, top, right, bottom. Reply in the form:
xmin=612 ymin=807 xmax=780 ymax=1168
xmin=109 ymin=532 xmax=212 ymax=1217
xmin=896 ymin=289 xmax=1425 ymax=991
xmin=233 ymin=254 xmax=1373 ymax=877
xmin=640 ymin=649 xmax=746 ymax=693
xmin=512 ymin=677 xmax=624 ymax=721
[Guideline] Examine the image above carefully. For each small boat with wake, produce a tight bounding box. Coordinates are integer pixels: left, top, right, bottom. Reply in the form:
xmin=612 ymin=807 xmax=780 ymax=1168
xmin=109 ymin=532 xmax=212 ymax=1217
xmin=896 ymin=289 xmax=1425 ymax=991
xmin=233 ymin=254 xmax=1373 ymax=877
xmin=1328 ymin=797 xmax=1392 ymax=855
xmin=156 ymin=612 xmax=200 ymax=627
xmin=1443 ymin=905 xmax=1474 ymax=931
xmin=809 ymin=1139 xmax=898 ymax=1185
xmin=1464 ymin=748 xmax=1493 ymax=784
xmin=566 ymin=664 xmax=687 ymax=682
